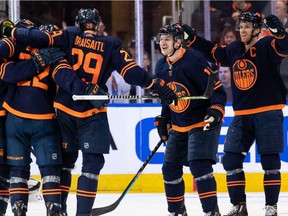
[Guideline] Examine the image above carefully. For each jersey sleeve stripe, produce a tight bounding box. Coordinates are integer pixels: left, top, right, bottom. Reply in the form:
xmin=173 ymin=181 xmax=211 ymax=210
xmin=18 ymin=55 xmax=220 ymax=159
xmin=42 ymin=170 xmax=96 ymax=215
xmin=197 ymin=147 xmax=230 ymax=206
xmin=44 ymin=31 xmax=54 ymax=46
xmin=0 ymin=61 xmax=10 ymax=80
xmin=120 ymin=62 xmax=137 ymax=77
xmin=2 ymin=38 xmax=15 ymax=57
xmin=271 ymin=39 xmax=287 ymax=57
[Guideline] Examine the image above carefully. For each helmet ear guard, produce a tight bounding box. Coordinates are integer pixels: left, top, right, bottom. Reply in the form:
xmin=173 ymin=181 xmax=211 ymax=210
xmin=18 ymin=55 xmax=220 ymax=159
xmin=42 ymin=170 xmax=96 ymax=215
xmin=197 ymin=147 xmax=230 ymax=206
xmin=75 ymin=8 xmax=101 ymax=31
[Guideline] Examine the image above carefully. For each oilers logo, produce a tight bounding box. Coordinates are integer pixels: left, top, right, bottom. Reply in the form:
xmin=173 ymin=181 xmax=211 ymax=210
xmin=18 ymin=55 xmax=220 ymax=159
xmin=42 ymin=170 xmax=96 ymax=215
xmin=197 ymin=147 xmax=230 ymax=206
xmin=233 ymin=59 xmax=257 ymax=90
xmin=168 ymin=82 xmax=190 ymax=113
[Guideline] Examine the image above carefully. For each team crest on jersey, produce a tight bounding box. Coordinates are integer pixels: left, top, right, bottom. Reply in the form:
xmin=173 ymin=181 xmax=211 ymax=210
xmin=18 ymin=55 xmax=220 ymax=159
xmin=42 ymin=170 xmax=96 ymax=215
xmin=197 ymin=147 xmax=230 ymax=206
xmin=233 ymin=59 xmax=257 ymax=90
xmin=168 ymin=82 xmax=190 ymax=113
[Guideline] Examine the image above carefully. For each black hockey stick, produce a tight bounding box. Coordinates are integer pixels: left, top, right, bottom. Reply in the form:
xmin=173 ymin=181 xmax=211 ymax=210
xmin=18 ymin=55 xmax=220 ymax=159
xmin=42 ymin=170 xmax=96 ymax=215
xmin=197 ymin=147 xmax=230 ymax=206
xmin=202 ymin=68 xmax=218 ymax=98
xmin=91 ymin=140 xmax=164 ymax=216
xmin=72 ymin=94 xmax=209 ymax=101
xmin=178 ymin=0 xmax=182 ymax=24
xmin=73 ymin=69 xmax=218 ymax=102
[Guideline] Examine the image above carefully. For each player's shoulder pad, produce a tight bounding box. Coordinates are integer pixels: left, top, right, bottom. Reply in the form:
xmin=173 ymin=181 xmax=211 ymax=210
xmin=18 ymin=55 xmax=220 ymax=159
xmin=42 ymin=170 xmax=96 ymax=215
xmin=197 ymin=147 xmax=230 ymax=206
xmin=155 ymin=56 xmax=167 ymax=75
xmin=101 ymin=35 xmax=123 ymax=47
xmin=186 ymin=48 xmax=207 ymax=63
xmin=65 ymin=26 xmax=82 ymax=34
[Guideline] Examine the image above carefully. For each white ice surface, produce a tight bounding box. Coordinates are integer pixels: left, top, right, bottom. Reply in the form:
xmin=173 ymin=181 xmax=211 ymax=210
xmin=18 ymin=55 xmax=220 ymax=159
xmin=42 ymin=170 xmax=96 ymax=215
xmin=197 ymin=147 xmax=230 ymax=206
xmin=4 ymin=192 xmax=288 ymax=215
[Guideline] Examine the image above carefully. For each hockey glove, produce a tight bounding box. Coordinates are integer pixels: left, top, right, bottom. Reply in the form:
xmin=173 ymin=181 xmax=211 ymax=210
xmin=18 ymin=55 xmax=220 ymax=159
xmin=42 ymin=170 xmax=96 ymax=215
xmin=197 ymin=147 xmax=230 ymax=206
xmin=182 ymin=24 xmax=196 ymax=47
xmin=203 ymin=104 xmax=224 ymax=131
xmin=264 ymin=15 xmax=285 ymax=37
xmin=31 ymin=47 xmax=66 ymax=73
xmin=154 ymin=115 xmax=171 ymax=141
xmin=151 ymin=79 xmax=177 ymax=105
xmin=0 ymin=19 xmax=14 ymax=38
xmin=85 ymin=84 xmax=110 ymax=109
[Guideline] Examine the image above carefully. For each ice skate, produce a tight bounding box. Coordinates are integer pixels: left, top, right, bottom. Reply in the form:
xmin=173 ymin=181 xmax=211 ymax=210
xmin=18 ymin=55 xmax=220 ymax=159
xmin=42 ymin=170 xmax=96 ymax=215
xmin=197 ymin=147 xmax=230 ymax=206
xmin=205 ymin=205 xmax=221 ymax=216
xmin=167 ymin=204 xmax=188 ymax=216
xmin=265 ymin=205 xmax=277 ymax=216
xmin=223 ymin=202 xmax=247 ymax=216
xmin=13 ymin=200 xmax=26 ymax=216
xmin=45 ymin=202 xmax=61 ymax=216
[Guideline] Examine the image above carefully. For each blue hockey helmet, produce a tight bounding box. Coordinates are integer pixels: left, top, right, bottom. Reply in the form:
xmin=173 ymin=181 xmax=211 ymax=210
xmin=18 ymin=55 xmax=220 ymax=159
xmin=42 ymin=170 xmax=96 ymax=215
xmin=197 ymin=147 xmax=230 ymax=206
xmin=236 ymin=11 xmax=262 ymax=30
xmin=75 ymin=8 xmax=101 ymax=31
xmin=156 ymin=23 xmax=184 ymax=44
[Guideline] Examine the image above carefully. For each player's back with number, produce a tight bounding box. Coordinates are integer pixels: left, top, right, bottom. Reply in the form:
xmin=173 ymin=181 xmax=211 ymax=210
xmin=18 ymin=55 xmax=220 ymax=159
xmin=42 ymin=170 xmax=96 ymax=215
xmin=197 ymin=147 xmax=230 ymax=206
xmin=51 ymin=27 xmax=131 ymax=88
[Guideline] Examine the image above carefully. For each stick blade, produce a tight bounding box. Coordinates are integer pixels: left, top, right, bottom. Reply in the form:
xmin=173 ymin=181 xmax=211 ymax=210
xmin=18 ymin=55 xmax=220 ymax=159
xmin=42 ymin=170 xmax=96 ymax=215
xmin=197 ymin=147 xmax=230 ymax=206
xmin=203 ymin=70 xmax=218 ymax=98
xmin=91 ymin=201 xmax=120 ymax=216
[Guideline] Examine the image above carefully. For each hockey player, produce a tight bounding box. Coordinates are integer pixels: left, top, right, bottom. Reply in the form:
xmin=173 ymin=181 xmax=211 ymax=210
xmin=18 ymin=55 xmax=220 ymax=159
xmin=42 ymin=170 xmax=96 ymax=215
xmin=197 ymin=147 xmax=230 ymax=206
xmin=0 ymin=8 xmax=177 ymax=216
xmin=154 ymin=23 xmax=226 ymax=216
xmin=0 ymin=19 xmax=66 ymax=216
xmin=0 ymin=61 xmax=9 ymax=216
xmin=182 ymin=12 xmax=288 ymax=216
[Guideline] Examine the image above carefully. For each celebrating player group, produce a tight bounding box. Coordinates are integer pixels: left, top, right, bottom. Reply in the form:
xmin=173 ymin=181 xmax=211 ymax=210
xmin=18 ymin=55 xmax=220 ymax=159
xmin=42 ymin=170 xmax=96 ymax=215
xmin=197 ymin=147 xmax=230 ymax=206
xmin=0 ymin=5 xmax=286 ymax=216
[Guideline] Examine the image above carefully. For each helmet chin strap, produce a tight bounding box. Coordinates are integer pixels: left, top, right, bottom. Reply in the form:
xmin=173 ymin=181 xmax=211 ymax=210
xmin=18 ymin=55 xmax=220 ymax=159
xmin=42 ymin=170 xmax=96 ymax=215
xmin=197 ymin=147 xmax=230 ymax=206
xmin=163 ymin=42 xmax=181 ymax=57
xmin=245 ymin=29 xmax=260 ymax=45
xmin=167 ymin=43 xmax=181 ymax=57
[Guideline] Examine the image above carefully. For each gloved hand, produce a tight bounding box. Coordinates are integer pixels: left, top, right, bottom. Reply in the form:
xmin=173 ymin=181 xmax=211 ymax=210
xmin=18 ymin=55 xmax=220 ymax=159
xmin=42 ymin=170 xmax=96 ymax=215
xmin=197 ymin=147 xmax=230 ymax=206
xmin=151 ymin=79 xmax=177 ymax=105
xmin=0 ymin=19 xmax=14 ymax=38
xmin=182 ymin=24 xmax=196 ymax=47
xmin=31 ymin=47 xmax=66 ymax=72
xmin=203 ymin=104 xmax=224 ymax=131
xmin=85 ymin=84 xmax=110 ymax=109
xmin=264 ymin=14 xmax=285 ymax=37
xmin=154 ymin=115 xmax=171 ymax=141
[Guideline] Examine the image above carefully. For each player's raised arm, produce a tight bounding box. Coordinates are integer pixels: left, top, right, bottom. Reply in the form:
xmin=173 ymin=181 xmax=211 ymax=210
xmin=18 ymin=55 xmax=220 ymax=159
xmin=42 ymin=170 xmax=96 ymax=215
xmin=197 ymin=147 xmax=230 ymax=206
xmin=0 ymin=19 xmax=53 ymax=48
xmin=264 ymin=14 xmax=288 ymax=56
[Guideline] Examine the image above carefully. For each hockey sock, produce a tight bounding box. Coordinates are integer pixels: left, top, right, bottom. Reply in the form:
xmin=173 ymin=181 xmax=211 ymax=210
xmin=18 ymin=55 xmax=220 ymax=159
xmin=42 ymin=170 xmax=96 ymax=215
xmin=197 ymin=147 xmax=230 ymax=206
xmin=264 ymin=170 xmax=281 ymax=205
xmin=226 ymin=169 xmax=246 ymax=205
xmin=76 ymin=173 xmax=98 ymax=214
xmin=40 ymin=165 xmax=61 ymax=211
xmin=76 ymin=153 xmax=104 ymax=215
xmin=164 ymin=177 xmax=185 ymax=213
xmin=0 ymin=167 xmax=9 ymax=213
xmin=60 ymin=167 xmax=72 ymax=213
xmin=162 ymin=161 xmax=185 ymax=213
xmin=189 ymin=160 xmax=217 ymax=213
xmin=196 ymin=174 xmax=217 ymax=213
xmin=10 ymin=167 xmax=30 ymax=212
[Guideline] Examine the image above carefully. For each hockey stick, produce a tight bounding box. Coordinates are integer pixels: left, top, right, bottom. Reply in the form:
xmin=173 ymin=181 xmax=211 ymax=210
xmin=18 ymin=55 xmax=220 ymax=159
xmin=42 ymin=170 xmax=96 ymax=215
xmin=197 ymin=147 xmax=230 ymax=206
xmin=178 ymin=0 xmax=182 ymax=24
xmin=73 ymin=69 xmax=218 ymax=102
xmin=91 ymin=140 xmax=164 ymax=216
xmin=72 ymin=94 xmax=209 ymax=101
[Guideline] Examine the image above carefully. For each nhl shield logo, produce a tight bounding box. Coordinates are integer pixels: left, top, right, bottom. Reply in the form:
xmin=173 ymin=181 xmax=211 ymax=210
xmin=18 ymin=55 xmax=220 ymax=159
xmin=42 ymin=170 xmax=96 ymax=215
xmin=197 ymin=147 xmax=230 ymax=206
xmin=84 ymin=142 xmax=89 ymax=149
xmin=52 ymin=153 xmax=57 ymax=160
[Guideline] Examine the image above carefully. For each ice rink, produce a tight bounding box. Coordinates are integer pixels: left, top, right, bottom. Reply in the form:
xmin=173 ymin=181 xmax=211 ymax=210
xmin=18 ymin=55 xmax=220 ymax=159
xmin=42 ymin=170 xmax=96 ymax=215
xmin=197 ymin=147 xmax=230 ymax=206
xmin=4 ymin=192 xmax=288 ymax=215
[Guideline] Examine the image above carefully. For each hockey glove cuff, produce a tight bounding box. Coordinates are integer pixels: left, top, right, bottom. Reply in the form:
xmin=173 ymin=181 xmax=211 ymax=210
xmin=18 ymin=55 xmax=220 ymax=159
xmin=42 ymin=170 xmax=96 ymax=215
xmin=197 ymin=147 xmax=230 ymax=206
xmin=182 ymin=24 xmax=196 ymax=47
xmin=85 ymin=84 xmax=110 ymax=109
xmin=154 ymin=115 xmax=171 ymax=141
xmin=264 ymin=15 xmax=285 ymax=37
xmin=31 ymin=47 xmax=66 ymax=73
xmin=203 ymin=104 xmax=225 ymax=131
